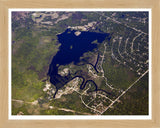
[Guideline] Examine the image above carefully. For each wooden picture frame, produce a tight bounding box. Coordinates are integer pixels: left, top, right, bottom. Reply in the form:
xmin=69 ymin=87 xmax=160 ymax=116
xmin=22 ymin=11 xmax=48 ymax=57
xmin=0 ymin=0 xmax=160 ymax=127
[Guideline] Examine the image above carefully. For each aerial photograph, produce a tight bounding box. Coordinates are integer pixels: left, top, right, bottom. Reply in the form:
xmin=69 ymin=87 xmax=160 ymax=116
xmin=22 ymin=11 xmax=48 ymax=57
xmin=11 ymin=10 xmax=149 ymax=116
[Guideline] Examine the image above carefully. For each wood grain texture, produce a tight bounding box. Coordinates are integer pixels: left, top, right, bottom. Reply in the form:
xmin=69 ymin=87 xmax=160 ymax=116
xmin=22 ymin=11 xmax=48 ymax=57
xmin=0 ymin=0 xmax=160 ymax=128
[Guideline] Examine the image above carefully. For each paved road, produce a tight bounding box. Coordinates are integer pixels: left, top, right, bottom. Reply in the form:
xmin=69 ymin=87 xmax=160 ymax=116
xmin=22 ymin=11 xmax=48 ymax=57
xmin=101 ymin=69 xmax=149 ymax=114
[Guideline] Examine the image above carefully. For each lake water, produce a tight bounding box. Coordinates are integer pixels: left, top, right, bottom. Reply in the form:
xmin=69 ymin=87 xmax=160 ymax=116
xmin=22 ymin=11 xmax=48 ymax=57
xmin=48 ymin=29 xmax=110 ymax=97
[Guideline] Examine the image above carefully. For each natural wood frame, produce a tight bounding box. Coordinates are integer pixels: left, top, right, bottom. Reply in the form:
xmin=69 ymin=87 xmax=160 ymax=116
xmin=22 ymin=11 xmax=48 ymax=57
xmin=0 ymin=0 xmax=160 ymax=127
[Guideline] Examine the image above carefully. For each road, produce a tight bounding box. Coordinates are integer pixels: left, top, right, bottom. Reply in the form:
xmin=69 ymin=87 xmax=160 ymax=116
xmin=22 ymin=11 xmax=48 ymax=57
xmin=131 ymin=33 xmax=142 ymax=53
xmin=50 ymin=106 xmax=91 ymax=115
xmin=100 ymin=69 xmax=149 ymax=114
xmin=97 ymin=12 xmax=148 ymax=35
xmin=80 ymin=95 xmax=101 ymax=114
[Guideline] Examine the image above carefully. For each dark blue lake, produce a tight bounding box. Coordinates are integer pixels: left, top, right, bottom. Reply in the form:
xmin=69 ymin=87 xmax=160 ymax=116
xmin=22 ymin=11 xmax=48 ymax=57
xmin=48 ymin=29 xmax=111 ymax=97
